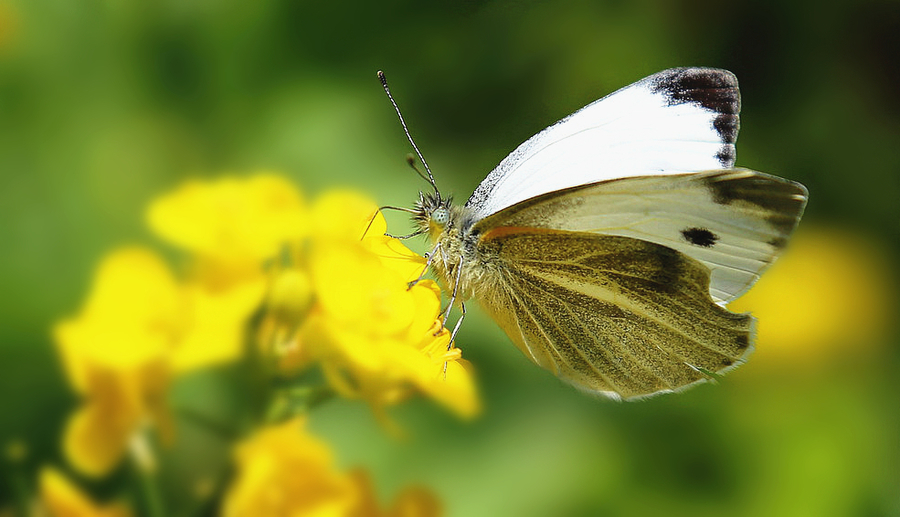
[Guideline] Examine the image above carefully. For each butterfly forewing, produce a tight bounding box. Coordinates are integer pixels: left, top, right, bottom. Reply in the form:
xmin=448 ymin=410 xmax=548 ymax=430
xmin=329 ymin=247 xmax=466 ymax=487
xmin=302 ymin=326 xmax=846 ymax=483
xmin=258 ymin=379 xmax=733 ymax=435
xmin=472 ymin=169 xmax=808 ymax=304
xmin=476 ymin=229 xmax=753 ymax=399
xmin=466 ymin=68 xmax=741 ymax=219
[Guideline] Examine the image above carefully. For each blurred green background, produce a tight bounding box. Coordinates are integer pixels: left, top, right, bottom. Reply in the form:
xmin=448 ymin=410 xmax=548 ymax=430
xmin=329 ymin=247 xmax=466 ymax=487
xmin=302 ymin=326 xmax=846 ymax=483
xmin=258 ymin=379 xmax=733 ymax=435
xmin=1 ymin=0 xmax=899 ymax=515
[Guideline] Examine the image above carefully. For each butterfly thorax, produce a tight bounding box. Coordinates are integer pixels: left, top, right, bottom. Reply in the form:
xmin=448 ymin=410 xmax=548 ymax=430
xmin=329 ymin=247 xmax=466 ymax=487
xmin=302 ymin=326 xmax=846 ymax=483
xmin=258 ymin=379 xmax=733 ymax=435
xmin=413 ymin=191 xmax=494 ymax=300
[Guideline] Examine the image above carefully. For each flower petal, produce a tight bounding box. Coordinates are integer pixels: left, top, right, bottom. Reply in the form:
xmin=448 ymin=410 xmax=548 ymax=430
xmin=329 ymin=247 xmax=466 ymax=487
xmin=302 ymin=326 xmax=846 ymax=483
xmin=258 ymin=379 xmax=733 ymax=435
xmin=40 ymin=467 xmax=134 ymax=517
xmin=312 ymin=190 xmax=383 ymax=241
xmin=147 ymin=174 xmax=308 ymax=266
xmin=223 ymin=418 xmax=356 ymax=517
xmin=171 ymin=278 xmax=266 ymax=373
xmin=310 ymin=241 xmax=416 ymax=336
xmin=54 ymin=247 xmax=180 ymax=393
xmin=63 ymin=399 xmax=134 ymax=477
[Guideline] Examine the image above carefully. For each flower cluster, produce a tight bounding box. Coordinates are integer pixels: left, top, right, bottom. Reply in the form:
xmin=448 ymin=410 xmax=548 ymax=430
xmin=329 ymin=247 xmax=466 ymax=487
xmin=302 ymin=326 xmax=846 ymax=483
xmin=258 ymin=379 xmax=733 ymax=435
xmin=258 ymin=190 xmax=479 ymax=425
xmin=44 ymin=173 xmax=478 ymax=516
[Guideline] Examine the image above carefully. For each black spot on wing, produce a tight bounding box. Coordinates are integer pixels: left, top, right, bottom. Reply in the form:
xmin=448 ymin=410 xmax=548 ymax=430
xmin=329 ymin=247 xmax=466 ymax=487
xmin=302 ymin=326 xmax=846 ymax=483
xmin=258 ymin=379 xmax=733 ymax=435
xmin=649 ymin=68 xmax=741 ymax=160
xmin=681 ymin=227 xmax=719 ymax=247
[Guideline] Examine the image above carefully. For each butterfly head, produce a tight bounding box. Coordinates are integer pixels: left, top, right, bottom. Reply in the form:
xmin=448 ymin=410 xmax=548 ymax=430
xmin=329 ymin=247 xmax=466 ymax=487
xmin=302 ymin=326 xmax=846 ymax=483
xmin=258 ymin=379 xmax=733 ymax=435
xmin=413 ymin=190 xmax=455 ymax=239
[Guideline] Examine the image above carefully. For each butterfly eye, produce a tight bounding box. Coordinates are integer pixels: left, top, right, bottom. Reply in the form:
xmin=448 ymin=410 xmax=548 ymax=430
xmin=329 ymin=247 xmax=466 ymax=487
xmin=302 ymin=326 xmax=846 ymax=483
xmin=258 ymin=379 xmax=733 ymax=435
xmin=431 ymin=207 xmax=450 ymax=226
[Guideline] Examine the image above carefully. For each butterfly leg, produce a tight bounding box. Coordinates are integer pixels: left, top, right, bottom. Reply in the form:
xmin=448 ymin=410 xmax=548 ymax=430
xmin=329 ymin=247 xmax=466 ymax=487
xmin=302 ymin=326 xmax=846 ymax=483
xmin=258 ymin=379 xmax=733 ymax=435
xmin=409 ymin=241 xmax=441 ymax=289
xmin=443 ymin=302 xmax=465 ymax=378
xmin=440 ymin=256 xmax=464 ymax=332
xmin=435 ymin=243 xmax=454 ymax=319
xmin=448 ymin=301 xmax=466 ymax=347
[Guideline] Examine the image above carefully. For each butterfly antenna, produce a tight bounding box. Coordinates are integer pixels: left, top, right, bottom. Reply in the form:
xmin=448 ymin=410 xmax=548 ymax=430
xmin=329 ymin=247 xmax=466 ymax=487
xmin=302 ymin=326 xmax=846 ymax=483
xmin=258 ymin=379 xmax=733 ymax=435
xmin=406 ymin=154 xmax=432 ymax=185
xmin=378 ymin=70 xmax=439 ymax=193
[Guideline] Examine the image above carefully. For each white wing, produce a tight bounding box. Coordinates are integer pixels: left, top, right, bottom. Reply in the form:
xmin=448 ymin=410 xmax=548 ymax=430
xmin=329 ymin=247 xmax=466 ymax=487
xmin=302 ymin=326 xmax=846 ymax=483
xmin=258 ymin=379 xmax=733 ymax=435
xmin=466 ymin=68 xmax=741 ymax=219
xmin=472 ymin=170 xmax=808 ymax=304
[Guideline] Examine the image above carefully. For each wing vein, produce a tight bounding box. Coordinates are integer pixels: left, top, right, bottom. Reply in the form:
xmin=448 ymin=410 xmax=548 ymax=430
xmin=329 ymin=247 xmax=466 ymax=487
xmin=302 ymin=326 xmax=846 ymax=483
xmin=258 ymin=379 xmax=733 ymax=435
xmin=513 ymin=268 xmax=678 ymax=391
xmin=502 ymin=268 xmax=625 ymax=393
xmin=521 ymin=264 xmax=744 ymax=361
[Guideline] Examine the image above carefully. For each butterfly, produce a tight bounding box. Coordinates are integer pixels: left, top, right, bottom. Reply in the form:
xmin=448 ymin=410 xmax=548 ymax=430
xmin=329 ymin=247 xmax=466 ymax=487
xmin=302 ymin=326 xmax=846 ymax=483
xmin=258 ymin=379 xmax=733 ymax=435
xmin=379 ymin=68 xmax=808 ymax=400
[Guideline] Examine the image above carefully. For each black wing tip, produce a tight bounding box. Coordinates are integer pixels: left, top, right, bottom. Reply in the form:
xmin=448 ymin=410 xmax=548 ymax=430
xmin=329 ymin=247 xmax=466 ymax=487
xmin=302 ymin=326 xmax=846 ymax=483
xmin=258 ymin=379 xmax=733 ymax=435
xmin=649 ymin=68 xmax=741 ymax=117
xmin=648 ymin=68 xmax=739 ymax=104
xmin=648 ymin=67 xmax=739 ymax=96
xmin=646 ymin=68 xmax=742 ymax=153
xmin=648 ymin=68 xmax=741 ymax=114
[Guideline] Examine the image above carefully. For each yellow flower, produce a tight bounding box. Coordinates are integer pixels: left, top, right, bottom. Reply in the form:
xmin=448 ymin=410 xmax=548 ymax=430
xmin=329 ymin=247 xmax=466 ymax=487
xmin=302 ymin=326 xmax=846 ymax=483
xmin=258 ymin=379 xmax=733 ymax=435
xmin=143 ymin=173 xmax=309 ymax=367
xmin=39 ymin=467 xmax=134 ymax=517
xmin=54 ymin=247 xmax=260 ymax=476
xmin=222 ymin=418 xmax=355 ymax=517
xmin=348 ymin=469 xmax=442 ymax=517
xmin=260 ymin=191 xmax=480 ymax=422
xmin=171 ymin=279 xmax=265 ymax=372
xmin=222 ymin=418 xmax=441 ymax=517
xmin=144 ymin=173 xmax=310 ymax=368
xmin=146 ymin=173 xmax=308 ymax=286
xmin=729 ymin=225 xmax=896 ymax=369
xmin=56 ymin=173 xmax=478 ymax=478
xmin=54 ymin=248 xmax=177 ymax=476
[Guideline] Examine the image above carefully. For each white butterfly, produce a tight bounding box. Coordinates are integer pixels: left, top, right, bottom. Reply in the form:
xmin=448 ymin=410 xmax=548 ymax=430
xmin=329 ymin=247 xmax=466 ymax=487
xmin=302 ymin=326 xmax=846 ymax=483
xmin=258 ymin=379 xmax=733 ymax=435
xmin=382 ymin=68 xmax=808 ymax=400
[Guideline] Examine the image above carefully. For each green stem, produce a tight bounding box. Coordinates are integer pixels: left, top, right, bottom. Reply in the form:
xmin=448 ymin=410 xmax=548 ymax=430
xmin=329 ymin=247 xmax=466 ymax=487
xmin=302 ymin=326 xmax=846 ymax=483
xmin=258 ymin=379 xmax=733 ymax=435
xmin=174 ymin=407 xmax=240 ymax=441
xmin=305 ymin=385 xmax=337 ymax=411
xmin=137 ymin=468 xmax=165 ymax=517
xmin=264 ymin=385 xmax=337 ymax=423
xmin=130 ymin=435 xmax=165 ymax=517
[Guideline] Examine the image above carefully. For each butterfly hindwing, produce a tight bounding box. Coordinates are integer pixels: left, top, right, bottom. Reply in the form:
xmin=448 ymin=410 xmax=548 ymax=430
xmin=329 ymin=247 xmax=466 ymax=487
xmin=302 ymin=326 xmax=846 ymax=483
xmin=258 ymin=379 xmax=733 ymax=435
xmin=472 ymin=169 xmax=808 ymax=304
xmin=475 ymin=228 xmax=753 ymax=399
xmin=466 ymin=67 xmax=741 ymax=218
